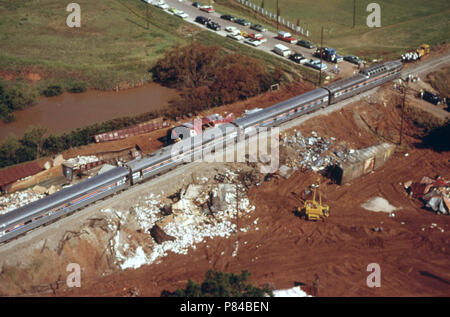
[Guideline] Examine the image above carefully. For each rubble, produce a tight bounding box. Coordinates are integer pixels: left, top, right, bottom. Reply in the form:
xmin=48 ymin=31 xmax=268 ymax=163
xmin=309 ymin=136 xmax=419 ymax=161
xmin=0 ymin=188 xmax=46 ymax=215
xmin=280 ymin=130 xmax=351 ymax=172
xmin=64 ymin=155 xmax=99 ymax=169
xmin=102 ymin=169 xmax=256 ymax=270
xmin=150 ymin=224 xmax=176 ymax=244
xmin=278 ymin=165 xmax=293 ymax=179
xmin=405 ymin=176 xmax=449 ymax=215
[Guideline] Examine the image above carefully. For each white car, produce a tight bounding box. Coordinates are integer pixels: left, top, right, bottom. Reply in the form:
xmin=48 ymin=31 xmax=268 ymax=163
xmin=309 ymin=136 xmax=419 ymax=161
xmin=142 ymin=0 xmax=153 ymax=4
xmin=154 ymin=1 xmax=169 ymax=9
xmin=244 ymin=38 xmax=262 ymax=47
xmin=174 ymin=11 xmax=188 ymax=18
xmin=227 ymin=33 xmax=244 ymax=41
xmin=225 ymin=26 xmax=239 ymax=33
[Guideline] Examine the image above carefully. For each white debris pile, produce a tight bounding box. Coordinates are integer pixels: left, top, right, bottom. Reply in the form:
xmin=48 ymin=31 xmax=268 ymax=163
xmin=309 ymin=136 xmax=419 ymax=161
xmin=361 ymin=197 xmax=398 ymax=213
xmin=272 ymin=286 xmax=312 ymax=297
xmin=0 ymin=189 xmax=45 ymax=215
xmin=65 ymin=155 xmax=99 ymax=169
xmin=281 ymin=130 xmax=351 ymax=172
xmin=103 ymin=177 xmax=256 ymax=271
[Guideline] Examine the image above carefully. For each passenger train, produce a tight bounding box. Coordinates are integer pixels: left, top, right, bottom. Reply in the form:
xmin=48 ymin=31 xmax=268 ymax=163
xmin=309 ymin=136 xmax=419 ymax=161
xmin=0 ymin=60 xmax=403 ymax=243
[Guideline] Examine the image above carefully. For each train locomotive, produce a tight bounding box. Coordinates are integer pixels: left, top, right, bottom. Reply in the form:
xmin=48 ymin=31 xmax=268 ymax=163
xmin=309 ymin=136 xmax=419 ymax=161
xmin=0 ymin=60 xmax=403 ymax=244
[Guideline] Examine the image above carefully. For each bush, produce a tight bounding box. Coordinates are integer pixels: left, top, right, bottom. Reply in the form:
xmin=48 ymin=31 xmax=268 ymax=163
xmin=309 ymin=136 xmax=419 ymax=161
xmin=43 ymin=84 xmax=63 ymax=97
xmin=68 ymin=81 xmax=88 ymax=93
xmin=162 ymin=270 xmax=273 ymax=297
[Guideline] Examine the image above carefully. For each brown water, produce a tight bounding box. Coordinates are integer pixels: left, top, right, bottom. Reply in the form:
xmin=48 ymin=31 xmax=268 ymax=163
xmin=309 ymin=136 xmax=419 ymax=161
xmin=0 ymin=83 xmax=177 ymax=140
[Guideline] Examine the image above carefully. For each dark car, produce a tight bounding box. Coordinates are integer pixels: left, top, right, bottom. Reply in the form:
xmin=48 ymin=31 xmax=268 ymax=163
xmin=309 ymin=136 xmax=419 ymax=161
xmin=192 ymin=2 xmax=201 ymax=8
xmin=289 ymin=53 xmax=307 ymax=64
xmin=250 ymin=24 xmax=267 ymax=32
xmin=195 ymin=16 xmax=208 ymax=25
xmin=235 ymin=18 xmax=250 ymax=26
xmin=220 ymin=14 xmax=235 ymax=22
xmin=207 ymin=21 xmax=221 ymax=31
xmin=420 ymin=90 xmax=443 ymax=105
xmin=344 ymin=55 xmax=363 ymax=65
xmin=297 ymin=39 xmax=316 ymax=49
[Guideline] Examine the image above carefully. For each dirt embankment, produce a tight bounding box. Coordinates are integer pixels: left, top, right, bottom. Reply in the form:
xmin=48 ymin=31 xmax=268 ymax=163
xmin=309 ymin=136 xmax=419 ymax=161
xmin=0 ymin=81 xmax=449 ymax=297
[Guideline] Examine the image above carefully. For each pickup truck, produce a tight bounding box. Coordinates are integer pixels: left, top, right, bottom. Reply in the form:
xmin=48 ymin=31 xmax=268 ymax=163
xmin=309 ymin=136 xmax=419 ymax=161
xmin=314 ymin=47 xmax=343 ymax=63
xmin=276 ymin=31 xmax=297 ymax=44
xmin=246 ymin=33 xmax=267 ymax=43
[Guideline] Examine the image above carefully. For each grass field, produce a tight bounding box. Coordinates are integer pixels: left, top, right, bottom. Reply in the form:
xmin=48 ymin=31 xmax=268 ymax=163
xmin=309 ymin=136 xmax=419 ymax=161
xmin=0 ymin=0 xmax=298 ymax=90
xmin=223 ymin=0 xmax=449 ymax=59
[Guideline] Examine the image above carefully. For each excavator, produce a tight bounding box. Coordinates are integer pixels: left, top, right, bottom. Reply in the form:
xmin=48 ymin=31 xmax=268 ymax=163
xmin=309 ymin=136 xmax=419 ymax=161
xmin=298 ymin=178 xmax=330 ymax=221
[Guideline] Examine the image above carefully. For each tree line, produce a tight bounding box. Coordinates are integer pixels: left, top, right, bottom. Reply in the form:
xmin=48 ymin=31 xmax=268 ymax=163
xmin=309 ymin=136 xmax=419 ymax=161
xmin=0 ymin=43 xmax=285 ymax=169
xmin=152 ymin=42 xmax=284 ymax=119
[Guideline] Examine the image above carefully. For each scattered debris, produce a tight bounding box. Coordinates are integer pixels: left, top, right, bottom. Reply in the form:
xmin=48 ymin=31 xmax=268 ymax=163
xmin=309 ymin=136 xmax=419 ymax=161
xmin=405 ymin=176 xmax=449 ymax=215
xmin=150 ymin=224 xmax=176 ymax=244
xmin=278 ymin=165 xmax=294 ymax=179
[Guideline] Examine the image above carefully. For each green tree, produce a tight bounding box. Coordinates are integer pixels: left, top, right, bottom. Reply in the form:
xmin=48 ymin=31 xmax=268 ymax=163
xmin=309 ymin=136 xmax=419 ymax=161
xmin=20 ymin=125 xmax=47 ymax=159
xmin=0 ymin=133 xmax=21 ymax=167
xmin=162 ymin=270 xmax=273 ymax=297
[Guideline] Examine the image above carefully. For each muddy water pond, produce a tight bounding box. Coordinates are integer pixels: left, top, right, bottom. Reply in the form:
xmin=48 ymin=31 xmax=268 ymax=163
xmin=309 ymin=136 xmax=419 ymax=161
xmin=0 ymin=83 xmax=177 ymax=140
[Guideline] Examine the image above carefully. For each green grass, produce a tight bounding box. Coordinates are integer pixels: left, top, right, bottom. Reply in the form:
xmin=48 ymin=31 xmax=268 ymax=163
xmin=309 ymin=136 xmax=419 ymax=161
xmin=0 ymin=0 xmax=306 ymax=89
xmin=217 ymin=0 xmax=449 ymax=60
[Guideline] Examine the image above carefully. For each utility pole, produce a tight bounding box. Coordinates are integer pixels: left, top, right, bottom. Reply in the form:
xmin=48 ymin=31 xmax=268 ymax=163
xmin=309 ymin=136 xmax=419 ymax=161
xmin=146 ymin=3 xmax=149 ymax=30
xmin=353 ymin=0 xmax=356 ymax=28
xmin=318 ymin=26 xmax=324 ymax=87
xmin=276 ymin=0 xmax=279 ymax=31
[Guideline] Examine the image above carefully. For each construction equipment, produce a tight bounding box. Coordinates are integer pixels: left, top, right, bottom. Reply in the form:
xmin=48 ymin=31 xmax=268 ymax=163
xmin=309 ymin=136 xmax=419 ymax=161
xmin=416 ymin=44 xmax=431 ymax=58
xmin=401 ymin=44 xmax=430 ymax=62
xmin=298 ymin=178 xmax=330 ymax=221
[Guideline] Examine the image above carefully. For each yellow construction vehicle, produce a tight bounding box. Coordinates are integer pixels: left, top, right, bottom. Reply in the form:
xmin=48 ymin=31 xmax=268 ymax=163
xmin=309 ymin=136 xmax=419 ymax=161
xmin=298 ymin=178 xmax=330 ymax=221
xmin=416 ymin=44 xmax=431 ymax=58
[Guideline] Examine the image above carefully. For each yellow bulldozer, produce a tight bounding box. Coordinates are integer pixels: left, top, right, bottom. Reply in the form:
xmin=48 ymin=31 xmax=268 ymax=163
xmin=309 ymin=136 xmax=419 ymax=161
xmin=298 ymin=178 xmax=330 ymax=221
xmin=416 ymin=44 xmax=431 ymax=58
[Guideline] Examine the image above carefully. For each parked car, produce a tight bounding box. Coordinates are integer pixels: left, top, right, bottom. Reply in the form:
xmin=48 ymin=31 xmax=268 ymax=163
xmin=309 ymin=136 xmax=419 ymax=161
xmin=314 ymin=47 xmax=343 ymax=63
xmin=154 ymin=1 xmax=169 ymax=9
xmin=289 ymin=53 xmax=307 ymax=64
xmin=195 ymin=16 xmax=209 ymax=25
xmin=225 ymin=26 xmax=239 ymax=33
xmin=142 ymin=0 xmax=153 ymax=4
xmin=247 ymin=33 xmax=267 ymax=43
xmin=344 ymin=55 xmax=363 ymax=65
xmin=305 ymin=59 xmax=327 ymax=70
xmin=221 ymin=14 xmax=236 ymax=22
xmin=273 ymin=44 xmax=291 ymax=57
xmin=168 ymin=7 xmax=178 ymax=13
xmin=419 ymin=90 xmax=443 ymax=105
xmin=297 ymin=39 xmax=316 ymax=49
xmin=244 ymin=38 xmax=262 ymax=47
xmin=200 ymin=6 xmax=215 ymax=13
xmin=206 ymin=21 xmax=221 ymax=31
xmin=250 ymin=24 xmax=267 ymax=32
xmin=227 ymin=33 xmax=245 ymax=41
xmin=235 ymin=18 xmax=251 ymax=26
xmin=192 ymin=1 xmax=201 ymax=8
xmin=276 ymin=31 xmax=297 ymax=44
xmin=174 ymin=10 xmax=188 ymax=19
